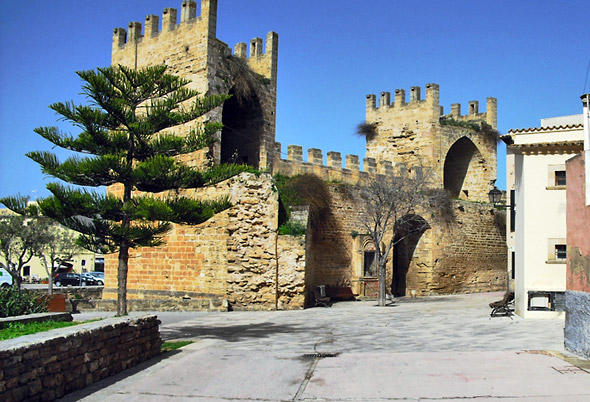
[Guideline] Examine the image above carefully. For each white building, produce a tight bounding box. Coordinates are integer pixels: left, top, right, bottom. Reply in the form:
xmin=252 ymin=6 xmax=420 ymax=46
xmin=503 ymin=115 xmax=584 ymax=318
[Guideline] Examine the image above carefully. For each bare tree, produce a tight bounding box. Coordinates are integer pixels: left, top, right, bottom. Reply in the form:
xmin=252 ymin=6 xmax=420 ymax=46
xmin=357 ymin=170 xmax=452 ymax=306
xmin=37 ymin=224 xmax=81 ymax=295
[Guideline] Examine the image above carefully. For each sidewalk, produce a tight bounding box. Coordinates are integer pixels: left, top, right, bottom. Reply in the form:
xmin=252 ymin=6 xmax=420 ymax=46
xmin=62 ymin=292 xmax=590 ymax=401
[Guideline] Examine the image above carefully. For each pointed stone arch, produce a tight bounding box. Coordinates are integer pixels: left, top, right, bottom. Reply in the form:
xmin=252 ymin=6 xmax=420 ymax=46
xmin=220 ymin=87 xmax=264 ymax=168
xmin=443 ymin=136 xmax=484 ymax=199
xmin=392 ymin=215 xmax=429 ymax=297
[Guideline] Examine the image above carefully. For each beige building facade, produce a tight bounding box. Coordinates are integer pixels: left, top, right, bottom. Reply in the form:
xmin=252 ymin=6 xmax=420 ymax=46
xmin=503 ymin=115 xmax=584 ymax=318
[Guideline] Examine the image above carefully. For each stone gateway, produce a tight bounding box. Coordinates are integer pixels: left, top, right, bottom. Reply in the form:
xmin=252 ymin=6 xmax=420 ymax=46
xmin=102 ymin=0 xmax=506 ymax=310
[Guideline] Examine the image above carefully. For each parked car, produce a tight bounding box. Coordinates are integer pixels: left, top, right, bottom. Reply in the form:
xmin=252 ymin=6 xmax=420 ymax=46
xmin=54 ymin=272 xmax=100 ymax=287
xmin=82 ymin=272 xmax=104 ymax=286
xmin=0 ymin=268 xmax=13 ymax=288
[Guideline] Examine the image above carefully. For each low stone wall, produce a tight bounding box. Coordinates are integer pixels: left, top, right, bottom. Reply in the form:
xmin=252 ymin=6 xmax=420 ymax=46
xmin=0 ymin=315 xmax=161 ymax=401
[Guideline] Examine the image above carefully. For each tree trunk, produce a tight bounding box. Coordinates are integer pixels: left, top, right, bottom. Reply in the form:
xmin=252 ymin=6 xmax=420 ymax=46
xmin=117 ymin=242 xmax=130 ymax=316
xmin=48 ymin=274 xmax=53 ymax=296
xmin=378 ymin=262 xmax=386 ymax=306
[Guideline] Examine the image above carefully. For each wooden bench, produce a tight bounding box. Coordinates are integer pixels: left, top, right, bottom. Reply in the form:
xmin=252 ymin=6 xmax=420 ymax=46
xmin=326 ymin=286 xmax=359 ymax=301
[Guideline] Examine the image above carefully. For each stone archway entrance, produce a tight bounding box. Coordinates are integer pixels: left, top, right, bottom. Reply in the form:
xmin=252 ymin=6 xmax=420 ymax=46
xmin=220 ymin=87 xmax=264 ymax=168
xmin=443 ymin=136 xmax=483 ymax=199
xmin=392 ymin=215 xmax=429 ymax=297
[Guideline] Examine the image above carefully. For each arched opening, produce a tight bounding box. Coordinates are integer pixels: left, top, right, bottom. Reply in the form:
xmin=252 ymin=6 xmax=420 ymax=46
xmin=220 ymin=88 xmax=264 ymax=168
xmin=392 ymin=215 xmax=429 ymax=297
xmin=443 ymin=137 xmax=480 ymax=198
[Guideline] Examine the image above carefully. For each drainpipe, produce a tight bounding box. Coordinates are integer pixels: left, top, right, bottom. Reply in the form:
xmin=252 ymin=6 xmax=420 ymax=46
xmin=581 ymin=94 xmax=590 ymax=206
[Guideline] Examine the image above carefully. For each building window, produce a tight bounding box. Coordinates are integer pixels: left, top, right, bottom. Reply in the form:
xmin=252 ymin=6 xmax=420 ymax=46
xmin=547 ymin=238 xmax=567 ymax=264
xmin=364 ymin=251 xmax=377 ymax=277
xmin=547 ymin=164 xmax=566 ymax=189
xmin=555 ymin=244 xmax=567 ymax=260
xmin=554 ymin=171 xmax=566 ymax=186
xmin=22 ymin=266 xmax=30 ymax=276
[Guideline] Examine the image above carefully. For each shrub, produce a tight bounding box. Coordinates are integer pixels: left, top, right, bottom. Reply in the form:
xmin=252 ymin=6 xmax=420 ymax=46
xmin=278 ymin=221 xmax=307 ymax=236
xmin=0 ymin=287 xmax=49 ymax=317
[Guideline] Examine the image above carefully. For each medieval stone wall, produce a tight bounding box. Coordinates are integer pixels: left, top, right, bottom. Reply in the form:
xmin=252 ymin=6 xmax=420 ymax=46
xmin=104 ymin=173 xmax=307 ymax=310
xmin=305 ymin=183 xmax=507 ymax=300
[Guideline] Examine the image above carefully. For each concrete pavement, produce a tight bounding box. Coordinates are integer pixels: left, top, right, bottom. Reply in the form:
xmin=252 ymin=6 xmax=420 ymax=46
xmin=61 ymin=292 xmax=590 ymax=401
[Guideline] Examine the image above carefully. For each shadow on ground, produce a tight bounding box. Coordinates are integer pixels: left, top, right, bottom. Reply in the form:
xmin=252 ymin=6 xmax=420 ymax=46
xmin=160 ymin=321 xmax=306 ymax=341
xmin=58 ymin=349 xmax=183 ymax=401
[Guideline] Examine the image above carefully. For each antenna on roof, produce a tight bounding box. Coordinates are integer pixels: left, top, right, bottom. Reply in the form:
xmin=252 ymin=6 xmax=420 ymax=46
xmin=583 ymin=57 xmax=590 ymax=94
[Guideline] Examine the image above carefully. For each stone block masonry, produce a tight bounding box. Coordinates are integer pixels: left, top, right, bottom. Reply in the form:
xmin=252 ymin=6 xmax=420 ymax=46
xmin=0 ymin=315 xmax=161 ymax=402
xmin=103 ymin=172 xmax=308 ymax=311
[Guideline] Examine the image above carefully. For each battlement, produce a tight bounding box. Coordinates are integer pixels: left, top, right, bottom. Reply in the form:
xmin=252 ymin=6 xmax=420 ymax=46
xmin=272 ymin=143 xmax=416 ymax=185
xmin=366 ymin=83 xmax=497 ymax=129
xmin=366 ymin=83 xmax=440 ymax=110
xmin=112 ymin=0 xmax=217 ymax=51
xmin=441 ymin=97 xmax=498 ymax=130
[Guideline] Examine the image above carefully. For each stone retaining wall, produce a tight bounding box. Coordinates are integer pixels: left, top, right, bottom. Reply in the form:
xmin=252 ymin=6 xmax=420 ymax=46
xmin=0 ymin=315 xmax=161 ymax=401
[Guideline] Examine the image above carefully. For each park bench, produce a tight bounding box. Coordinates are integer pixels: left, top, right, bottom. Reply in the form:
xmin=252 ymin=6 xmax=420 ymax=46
xmin=489 ymin=291 xmax=514 ymax=317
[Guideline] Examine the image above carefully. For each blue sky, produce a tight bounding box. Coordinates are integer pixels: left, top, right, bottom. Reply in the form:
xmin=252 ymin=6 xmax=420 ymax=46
xmin=1 ymin=1 xmax=589 ymax=199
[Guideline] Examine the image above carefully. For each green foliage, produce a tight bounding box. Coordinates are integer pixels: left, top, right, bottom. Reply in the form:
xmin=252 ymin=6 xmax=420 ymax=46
xmin=0 ymin=320 xmax=83 ymax=340
xmin=273 ymin=174 xmax=331 ymax=229
xmin=0 ymin=287 xmax=49 ymax=318
xmin=0 ymin=65 xmax=242 ymax=316
xmin=0 ymin=214 xmax=54 ymax=288
xmin=278 ymin=221 xmax=307 ymax=236
xmin=439 ymin=117 xmax=499 ymax=137
xmin=161 ymin=340 xmax=194 ymax=352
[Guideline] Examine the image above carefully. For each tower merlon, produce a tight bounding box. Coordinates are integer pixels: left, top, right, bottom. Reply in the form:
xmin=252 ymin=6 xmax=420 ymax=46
xmin=162 ymin=8 xmax=178 ymax=31
xmin=380 ymin=92 xmax=391 ymax=108
xmin=308 ymin=148 xmax=323 ymax=165
xmin=128 ymin=21 xmax=142 ymax=43
xmin=410 ymin=86 xmax=421 ymax=102
xmin=394 ymin=89 xmax=406 ymax=107
xmin=327 ymin=151 xmax=342 ymax=168
xmin=145 ymin=15 xmax=159 ymax=37
xmin=181 ymin=0 xmax=197 ymax=22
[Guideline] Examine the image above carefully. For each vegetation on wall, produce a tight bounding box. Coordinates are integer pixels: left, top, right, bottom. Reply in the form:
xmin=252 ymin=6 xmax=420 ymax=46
xmin=273 ymin=174 xmax=331 ymax=234
xmin=354 ymin=121 xmax=378 ymax=142
xmin=226 ymin=56 xmax=270 ymax=106
xmin=439 ymin=117 xmax=499 ymax=137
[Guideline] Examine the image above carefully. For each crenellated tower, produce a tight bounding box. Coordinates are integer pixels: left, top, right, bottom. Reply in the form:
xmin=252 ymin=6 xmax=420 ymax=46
xmin=111 ymin=0 xmax=278 ymax=170
xmin=365 ymin=84 xmax=498 ymax=202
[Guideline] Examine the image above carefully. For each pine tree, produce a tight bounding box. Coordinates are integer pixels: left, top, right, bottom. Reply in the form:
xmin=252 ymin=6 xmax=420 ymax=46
xmin=1 ymin=65 xmax=249 ymax=315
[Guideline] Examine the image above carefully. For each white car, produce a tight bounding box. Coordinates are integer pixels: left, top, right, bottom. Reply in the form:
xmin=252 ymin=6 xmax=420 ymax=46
xmin=0 ymin=268 xmax=13 ymax=288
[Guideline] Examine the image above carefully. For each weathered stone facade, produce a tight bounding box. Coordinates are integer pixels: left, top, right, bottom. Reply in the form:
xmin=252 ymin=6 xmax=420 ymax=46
xmin=102 ymin=0 xmax=506 ymax=310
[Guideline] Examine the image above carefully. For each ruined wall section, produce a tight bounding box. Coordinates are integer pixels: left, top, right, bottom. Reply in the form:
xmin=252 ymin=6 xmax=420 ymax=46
xmin=104 ymin=173 xmax=306 ymax=311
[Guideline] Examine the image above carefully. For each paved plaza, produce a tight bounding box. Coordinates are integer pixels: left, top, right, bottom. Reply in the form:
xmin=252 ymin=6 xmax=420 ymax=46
xmin=61 ymin=292 xmax=590 ymax=401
